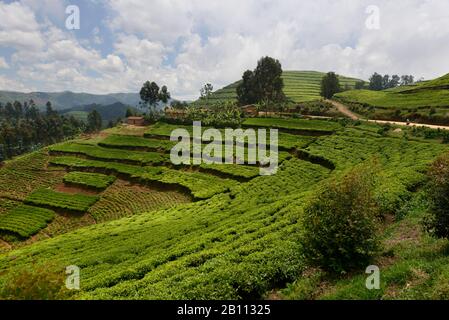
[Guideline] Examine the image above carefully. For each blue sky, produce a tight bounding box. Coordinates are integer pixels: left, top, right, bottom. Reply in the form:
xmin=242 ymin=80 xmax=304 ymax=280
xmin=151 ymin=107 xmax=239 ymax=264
xmin=1 ymin=0 xmax=449 ymax=100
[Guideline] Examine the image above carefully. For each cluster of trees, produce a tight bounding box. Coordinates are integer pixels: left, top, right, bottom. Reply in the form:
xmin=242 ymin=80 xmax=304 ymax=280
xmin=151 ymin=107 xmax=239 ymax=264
xmin=0 ymin=100 xmax=102 ymax=161
xmin=236 ymin=56 xmax=285 ymax=106
xmin=367 ymin=73 xmax=415 ymax=91
xmin=139 ymin=81 xmax=171 ymax=107
xmin=139 ymin=81 xmax=171 ymax=121
xmin=86 ymin=110 xmax=102 ymax=133
xmin=0 ymin=101 xmax=91 ymax=161
xmin=320 ymin=71 xmax=417 ymax=99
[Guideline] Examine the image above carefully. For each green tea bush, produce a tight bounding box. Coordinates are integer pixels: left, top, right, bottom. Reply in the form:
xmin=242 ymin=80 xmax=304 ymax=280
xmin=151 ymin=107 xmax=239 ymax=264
xmin=0 ymin=264 xmax=71 ymax=300
xmin=423 ymin=153 xmax=449 ymax=238
xmin=300 ymin=164 xmax=381 ymax=273
xmin=25 ymin=188 xmax=99 ymax=212
xmin=63 ymin=172 xmax=116 ymax=190
xmin=0 ymin=205 xmax=55 ymax=238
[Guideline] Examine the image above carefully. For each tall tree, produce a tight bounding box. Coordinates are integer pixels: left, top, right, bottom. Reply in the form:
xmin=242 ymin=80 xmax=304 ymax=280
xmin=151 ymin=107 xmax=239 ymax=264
xmin=237 ymin=70 xmax=257 ymax=105
xmin=382 ymin=75 xmax=390 ymax=90
xmin=125 ymin=108 xmax=134 ymax=118
xmin=159 ymin=85 xmax=171 ymax=104
xmin=401 ymin=75 xmax=415 ymax=86
xmin=389 ymin=75 xmax=400 ymax=88
xmin=139 ymin=81 xmax=160 ymax=107
xmin=236 ymin=56 xmax=285 ymax=106
xmin=200 ymin=83 xmax=214 ymax=105
xmin=355 ymin=81 xmax=365 ymax=89
xmin=253 ymin=56 xmax=285 ymax=103
xmin=320 ymin=72 xmax=341 ymax=99
xmin=369 ymin=73 xmax=384 ymax=91
xmin=87 ymin=110 xmax=102 ymax=132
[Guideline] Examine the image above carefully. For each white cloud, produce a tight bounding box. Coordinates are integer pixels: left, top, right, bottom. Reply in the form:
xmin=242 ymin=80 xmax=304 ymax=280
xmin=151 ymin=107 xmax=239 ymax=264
xmin=0 ymin=2 xmax=45 ymax=50
xmin=96 ymin=54 xmax=125 ymax=73
xmin=0 ymin=74 xmax=33 ymax=92
xmin=0 ymin=57 xmax=8 ymax=69
xmin=92 ymin=27 xmax=103 ymax=45
xmin=114 ymin=34 xmax=167 ymax=68
xmin=1 ymin=0 xmax=449 ymax=99
xmin=107 ymin=0 xmax=193 ymax=45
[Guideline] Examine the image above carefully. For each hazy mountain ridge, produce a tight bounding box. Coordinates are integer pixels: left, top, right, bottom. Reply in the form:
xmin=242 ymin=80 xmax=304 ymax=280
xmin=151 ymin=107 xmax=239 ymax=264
xmin=61 ymin=102 xmax=140 ymax=123
xmin=0 ymin=90 xmax=141 ymax=110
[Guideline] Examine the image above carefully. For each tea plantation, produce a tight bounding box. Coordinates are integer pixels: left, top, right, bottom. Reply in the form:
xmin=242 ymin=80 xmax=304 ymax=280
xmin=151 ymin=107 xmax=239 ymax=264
xmin=200 ymin=70 xmax=362 ymax=104
xmin=1 ymin=118 xmax=449 ymax=299
xmin=335 ymin=73 xmax=449 ymax=121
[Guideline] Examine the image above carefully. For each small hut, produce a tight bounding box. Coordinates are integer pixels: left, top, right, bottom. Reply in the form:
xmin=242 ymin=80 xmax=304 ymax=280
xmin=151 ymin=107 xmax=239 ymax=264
xmin=241 ymin=105 xmax=258 ymax=117
xmin=127 ymin=116 xmax=145 ymax=126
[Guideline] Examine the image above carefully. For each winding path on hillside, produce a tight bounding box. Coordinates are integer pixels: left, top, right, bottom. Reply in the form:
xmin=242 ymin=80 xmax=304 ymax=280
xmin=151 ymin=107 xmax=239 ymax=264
xmin=327 ymin=99 xmax=449 ymax=131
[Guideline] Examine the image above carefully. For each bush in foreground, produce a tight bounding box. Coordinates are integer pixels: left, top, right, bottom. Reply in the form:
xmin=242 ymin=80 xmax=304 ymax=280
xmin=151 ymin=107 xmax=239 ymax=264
xmin=0 ymin=264 xmax=72 ymax=300
xmin=424 ymin=153 xmax=449 ymax=238
xmin=300 ymin=164 xmax=381 ymax=273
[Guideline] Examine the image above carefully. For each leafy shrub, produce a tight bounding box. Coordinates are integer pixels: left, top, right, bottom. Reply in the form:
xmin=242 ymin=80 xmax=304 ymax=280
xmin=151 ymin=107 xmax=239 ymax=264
xmin=300 ymin=164 xmax=381 ymax=273
xmin=442 ymin=132 xmax=449 ymax=144
xmin=0 ymin=264 xmax=72 ymax=300
xmin=423 ymin=153 xmax=449 ymax=238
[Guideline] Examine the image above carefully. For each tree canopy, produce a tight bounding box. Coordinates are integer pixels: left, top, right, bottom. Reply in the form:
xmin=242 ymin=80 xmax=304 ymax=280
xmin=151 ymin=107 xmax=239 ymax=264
xmin=139 ymin=81 xmax=171 ymax=107
xmin=236 ymin=56 xmax=285 ymax=106
xmin=369 ymin=73 xmax=415 ymax=91
xmin=320 ymin=72 xmax=341 ymax=99
xmin=87 ymin=110 xmax=102 ymax=133
xmin=0 ymin=100 xmax=84 ymax=161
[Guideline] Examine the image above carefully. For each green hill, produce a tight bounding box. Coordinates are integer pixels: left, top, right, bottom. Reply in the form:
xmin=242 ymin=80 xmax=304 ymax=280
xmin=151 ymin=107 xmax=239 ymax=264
xmin=201 ymin=71 xmax=363 ymax=105
xmin=1 ymin=119 xmax=449 ymax=300
xmin=335 ymin=73 xmax=449 ymax=110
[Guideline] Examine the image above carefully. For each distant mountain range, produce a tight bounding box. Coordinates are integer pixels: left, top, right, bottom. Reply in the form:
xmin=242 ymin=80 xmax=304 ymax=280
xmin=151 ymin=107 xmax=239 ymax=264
xmin=0 ymin=90 xmax=141 ymax=110
xmin=61 ymin=102 xmax=140 ymax=124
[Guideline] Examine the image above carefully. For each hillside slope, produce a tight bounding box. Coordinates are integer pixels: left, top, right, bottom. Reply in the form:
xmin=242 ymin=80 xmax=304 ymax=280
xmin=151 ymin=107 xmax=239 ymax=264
xmin=1 ymin=120 xmax=448 ymax=299
xmin=202 ymin=71 xmax=362 ymax=105
xmin=335 ymin=73 xmax=449 ymax=110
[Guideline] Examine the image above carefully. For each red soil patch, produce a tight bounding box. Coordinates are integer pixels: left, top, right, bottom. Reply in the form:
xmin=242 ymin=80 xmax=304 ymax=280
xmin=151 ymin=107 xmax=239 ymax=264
xmin=54 ymin=184 xmax=100 ymax=196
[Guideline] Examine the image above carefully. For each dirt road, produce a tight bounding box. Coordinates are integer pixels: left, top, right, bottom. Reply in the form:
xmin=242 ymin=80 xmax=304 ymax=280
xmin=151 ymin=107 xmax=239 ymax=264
xmin=326 ymin=99 xmax=359 ymax=120
xmin=327 ymin=99 xmax=449 ymax=131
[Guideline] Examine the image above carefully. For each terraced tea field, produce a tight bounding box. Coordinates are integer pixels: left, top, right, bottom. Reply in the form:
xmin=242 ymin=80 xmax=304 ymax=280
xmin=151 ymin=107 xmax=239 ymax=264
xmin=199 ymin=70 xmax=362 ymax=105
xmin=25 ymin=189 xmax=100 ymax=213
xmin=63 ymin=172 xmax=116 ymax=190
xmin=49 ymin=143 xmax=168 ymax=165
xmin=1 ymin=117 xmax=448 ymax=299
xmin=0 ymin=205 xmax=55 ymax=238
xmin=242 ymin=117 xmax=341 ymax=133
xmin=0 ymin=119 xmax=300 ymax=243
xmin=335 ymin=73 xmax=449 ymax=121
xmin=88 ymin=180 xmax=191 ymax=222
xmin=0 ymin=151 xmax=66 ymax=201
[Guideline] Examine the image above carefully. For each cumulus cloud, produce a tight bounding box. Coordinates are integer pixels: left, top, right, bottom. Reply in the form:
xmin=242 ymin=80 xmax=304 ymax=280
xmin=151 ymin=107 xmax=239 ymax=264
xmin=0 ymin=1 xmax=45 ymax=50
xmin=0 ymin=57 xmax=8 ymax=69
xmin=0 ymin=0 xmax=449 ymax=99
